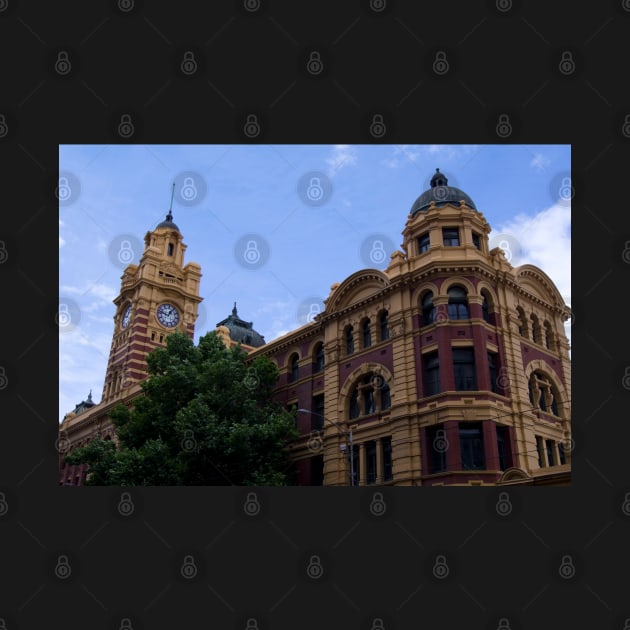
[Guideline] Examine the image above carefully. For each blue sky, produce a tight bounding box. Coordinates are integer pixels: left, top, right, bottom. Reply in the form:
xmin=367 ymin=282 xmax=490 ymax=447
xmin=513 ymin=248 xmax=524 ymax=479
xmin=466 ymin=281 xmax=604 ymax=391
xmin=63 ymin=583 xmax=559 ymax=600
xmin=59 ymin=144 xmax=571 ymax=421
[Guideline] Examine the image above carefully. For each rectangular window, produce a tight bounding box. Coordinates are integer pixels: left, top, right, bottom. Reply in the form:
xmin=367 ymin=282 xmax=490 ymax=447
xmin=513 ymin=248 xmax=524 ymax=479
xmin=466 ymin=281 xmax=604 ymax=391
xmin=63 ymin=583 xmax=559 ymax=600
xmin=350 ymin=444 xmax=360 ymax=486
xmin=426 ymin=425 xmax=447 ymax=473
xmin=167 ymin=243 xmax=174 ymax=256
xmin=380 ymin=313 xmax=390 ymax=341
xmin=312 ymin=395 xmax=325 ymax=431
xmin=418 ymin=232 xmax=430 ymax=253
xmin=546 ymin=439 xmax=555 ymax=466
xmin=382 ymin=437 xmax=393 ymax=481
xmin=365 ymin=441 xmax=377 ymax=484
xmin=460 ymin=422 xmax=486 ymax=470
xmin=311 ymin=455 xmax=324 ymax=486
xmin=472 ymin=233 xmax=481 ymax=250
xmin=424 ymin=351 xmax=440 ymax=396
xmin=496 ymin=424 xmax=512 ymax=470
xmin=536 ymin=436 xmax=545 ymax=467
xmin=488 ymin=352 xmax=498 ymax=393
xmin=442 ymin=227 xmax=460 ymax=247
xmin=314 ymin=345 xmax=325 ymax=372
xmin=453 ymin=348 xmax=477 ymax=391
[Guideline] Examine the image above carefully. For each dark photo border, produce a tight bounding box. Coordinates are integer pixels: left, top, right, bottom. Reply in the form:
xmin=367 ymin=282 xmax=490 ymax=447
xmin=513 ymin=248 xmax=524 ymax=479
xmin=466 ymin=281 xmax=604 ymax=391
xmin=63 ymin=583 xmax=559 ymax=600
xmin=1 ymin=1 xmax=628 ymax=629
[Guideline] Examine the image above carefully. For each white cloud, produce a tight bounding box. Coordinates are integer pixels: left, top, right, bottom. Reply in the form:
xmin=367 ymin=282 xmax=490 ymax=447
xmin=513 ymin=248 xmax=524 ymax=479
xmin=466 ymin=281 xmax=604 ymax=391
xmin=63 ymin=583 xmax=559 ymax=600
xmin=59 ymin=236 xmax=66 ymax=248
xmin=383 ymin=145 xmax=421 ymax=169
xmin=60 ymin=283 xmax=117 ymax=303
xmin=530 ymin=153 xmax=551 ymax=171
xmin=326 ymin=145 xmax=358 ymax=177
xmin=490 ymin=202 xmax=571 ymax=350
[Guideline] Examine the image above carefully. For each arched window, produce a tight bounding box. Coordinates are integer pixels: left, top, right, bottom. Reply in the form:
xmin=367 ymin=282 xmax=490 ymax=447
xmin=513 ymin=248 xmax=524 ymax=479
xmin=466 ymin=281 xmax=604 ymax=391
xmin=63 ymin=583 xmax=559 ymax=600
xmin=347 ymin=372 xmax=391 ymax=419
xmin=481 ymin=290 xmax=493 ymax=324
xmin=363 ymin=386 xmax=375 ymax=414
xmin=314 ymin=342 xmax=325 ymax=372
xmin=345 ymin=326 xmax=354 ymax=355
xmin=362 ymin=318 xmax=372 ymax=348
xmin=289 ymin=353 xmax=299 ymax=382
xmin=167 ymin=242 xmax=174 ymax=256
xmin=379 ymin=311 xmax=390 ymax=341
xmin=422 ymin=292 xmax=435 ymax=325
xmin=516 ymin=306 xmax=528 ymax=338
xmin=349 ymin=388 xmax=360 ymax=419
xmin=448 ymin=286 xmax=469 ymax=320
xmin=528 ymin=371 xmax=560 ymax=417
xmin=380 ymin=382 xmax=391 ymax=410
xmin=530 ymin=314 xmax=542 ymax=345
xmin=544 ymin=321 xmax=554 ymax=351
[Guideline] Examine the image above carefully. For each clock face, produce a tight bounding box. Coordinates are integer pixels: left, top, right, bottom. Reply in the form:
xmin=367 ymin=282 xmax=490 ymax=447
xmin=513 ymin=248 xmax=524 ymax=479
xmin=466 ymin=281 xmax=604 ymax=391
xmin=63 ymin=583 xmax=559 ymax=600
xmin=121 ymin=305 xmax=132 ymax=329
xmin=157 ymin=303 xmax=179 ymax=328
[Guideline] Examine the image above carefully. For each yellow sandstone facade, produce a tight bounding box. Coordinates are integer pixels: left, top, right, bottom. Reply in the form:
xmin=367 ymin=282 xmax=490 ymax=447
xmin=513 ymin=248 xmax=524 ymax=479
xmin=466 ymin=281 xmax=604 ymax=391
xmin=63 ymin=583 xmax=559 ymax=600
xmin=59 ymin=170 xmax=571 ymax=486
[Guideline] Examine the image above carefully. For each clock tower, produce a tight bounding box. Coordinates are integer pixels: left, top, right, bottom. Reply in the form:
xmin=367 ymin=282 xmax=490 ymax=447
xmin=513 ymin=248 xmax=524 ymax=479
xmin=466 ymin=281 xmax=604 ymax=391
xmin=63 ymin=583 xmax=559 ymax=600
xmin=101 ymin=209 xmax=203 ymax=404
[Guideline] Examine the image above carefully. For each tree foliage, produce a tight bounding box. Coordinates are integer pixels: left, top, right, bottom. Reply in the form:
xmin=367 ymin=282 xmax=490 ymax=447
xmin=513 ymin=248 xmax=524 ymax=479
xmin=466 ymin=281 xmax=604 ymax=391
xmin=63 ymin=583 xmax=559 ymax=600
xmin=65 ymin=331 xmax=298 ymax=485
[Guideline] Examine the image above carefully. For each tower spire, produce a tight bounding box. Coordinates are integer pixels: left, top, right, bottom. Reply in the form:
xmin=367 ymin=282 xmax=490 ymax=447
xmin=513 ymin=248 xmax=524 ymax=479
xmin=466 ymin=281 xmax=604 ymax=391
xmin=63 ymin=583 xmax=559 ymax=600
xmin=166 ymin=182 xmax=175 ymax=222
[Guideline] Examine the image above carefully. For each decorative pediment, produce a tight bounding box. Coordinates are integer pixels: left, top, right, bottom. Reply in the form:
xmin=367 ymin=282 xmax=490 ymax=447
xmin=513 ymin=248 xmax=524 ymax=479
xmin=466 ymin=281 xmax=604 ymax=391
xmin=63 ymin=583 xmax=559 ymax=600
xmin=325 ymin=269 xmax=391 ymax=313
xmin=514 ymin=264 xmax=565 ymax=308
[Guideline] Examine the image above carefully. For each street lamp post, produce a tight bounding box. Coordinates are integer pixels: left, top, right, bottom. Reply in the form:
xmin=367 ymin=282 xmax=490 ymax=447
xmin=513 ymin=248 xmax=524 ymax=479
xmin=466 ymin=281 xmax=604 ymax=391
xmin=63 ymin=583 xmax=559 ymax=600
xmin=297 ymin=409 xmax=355 ymax=486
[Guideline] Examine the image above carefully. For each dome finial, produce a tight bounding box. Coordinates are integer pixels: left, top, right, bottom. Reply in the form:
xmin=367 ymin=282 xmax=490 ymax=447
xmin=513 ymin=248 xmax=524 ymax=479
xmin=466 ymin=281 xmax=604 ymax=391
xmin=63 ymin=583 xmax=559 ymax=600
xmin=430 ymin=168 xmax=448 ymax=188
xmin=232 ymin=302 xmax=238 ymax=316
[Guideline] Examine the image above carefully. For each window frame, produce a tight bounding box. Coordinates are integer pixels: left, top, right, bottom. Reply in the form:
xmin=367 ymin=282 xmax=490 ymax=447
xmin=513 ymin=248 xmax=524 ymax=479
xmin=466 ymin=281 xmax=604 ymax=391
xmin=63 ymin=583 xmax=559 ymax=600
xmin=418 ymin=232 xmax=430 ymax=254
xmin=424 ymin=351 xmax=440 ymax=396
xmin=453 ymin=347 xmax=477 ymax=391
xmin=362 ymin=318 xmax=372 ymax=348
xmin=422 ymin=292 xmax=435 ymax=326
xmin=447 ymin=286 xmax=469 ymax=320
xmin=314 ymin=343 xmax=325 ymax=372
xmin=459 ymin=422 xmax=486 ymax=471
xmin=289 ymin=353 xmax=299 ymax=382
xmin=442 ymin=227 xmax=460 ymax=247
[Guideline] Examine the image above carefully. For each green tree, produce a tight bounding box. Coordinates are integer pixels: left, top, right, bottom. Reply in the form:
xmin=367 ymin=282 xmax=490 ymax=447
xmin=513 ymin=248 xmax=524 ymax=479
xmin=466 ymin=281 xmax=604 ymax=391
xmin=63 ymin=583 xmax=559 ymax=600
xmin=65 ymin=331 xmax=299 ymax=485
